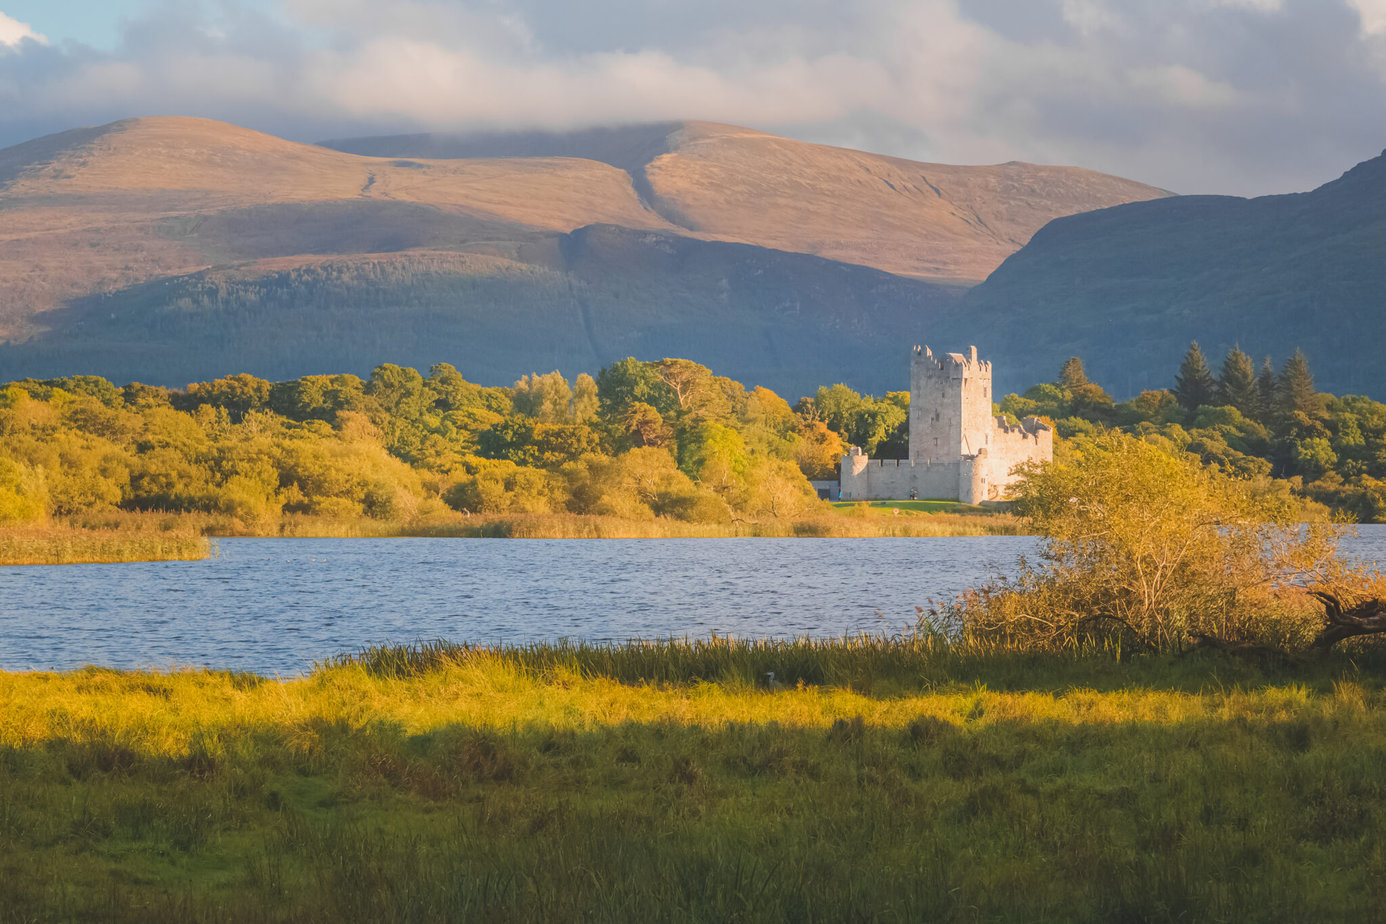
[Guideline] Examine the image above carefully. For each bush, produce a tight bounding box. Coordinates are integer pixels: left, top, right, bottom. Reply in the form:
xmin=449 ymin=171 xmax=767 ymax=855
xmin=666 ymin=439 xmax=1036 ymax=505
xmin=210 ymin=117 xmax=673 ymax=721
xmin=931 ymin=432 xmax=1341 ymax=653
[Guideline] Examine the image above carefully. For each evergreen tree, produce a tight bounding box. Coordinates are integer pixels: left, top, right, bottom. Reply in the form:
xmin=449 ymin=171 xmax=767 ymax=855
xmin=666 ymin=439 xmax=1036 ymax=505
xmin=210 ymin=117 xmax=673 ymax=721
xmin=1174 ymin=342 xmax=1217 ymax=411
xmin=1280 ymin=349 xmax=1318 ymax=418
xmin=1255 ymin=357 xmax=1278 ymax=421
xmin=1217 ymin=346 xmax=1257 ymax=417
xmin=1058 ymin=357 xmax=1089 ymax=391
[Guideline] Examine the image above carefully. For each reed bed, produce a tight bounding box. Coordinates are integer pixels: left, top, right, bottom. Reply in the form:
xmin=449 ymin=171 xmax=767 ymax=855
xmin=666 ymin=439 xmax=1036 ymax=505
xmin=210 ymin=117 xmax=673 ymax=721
xmin=0 ymin=525 xmax=211 ymax=565
xmin=30 ymin=507 xmax=1026 ymax=542
xmin=3 ymin=638 xmax=1386 ymax=921
xmin=407 ymin=511 xmax=1023 ymax=539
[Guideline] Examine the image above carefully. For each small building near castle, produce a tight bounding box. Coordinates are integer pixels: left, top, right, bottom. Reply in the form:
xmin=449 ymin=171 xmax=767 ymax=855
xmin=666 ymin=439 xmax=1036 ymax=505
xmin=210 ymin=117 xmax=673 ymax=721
xmin=838 ymin=345 xmax=1052 ymax=504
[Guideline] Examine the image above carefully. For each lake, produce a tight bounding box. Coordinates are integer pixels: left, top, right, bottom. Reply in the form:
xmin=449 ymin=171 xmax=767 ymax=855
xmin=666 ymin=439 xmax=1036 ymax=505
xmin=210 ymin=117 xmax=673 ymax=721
xmin=5 ymin=529 xmax=1386 ymax=675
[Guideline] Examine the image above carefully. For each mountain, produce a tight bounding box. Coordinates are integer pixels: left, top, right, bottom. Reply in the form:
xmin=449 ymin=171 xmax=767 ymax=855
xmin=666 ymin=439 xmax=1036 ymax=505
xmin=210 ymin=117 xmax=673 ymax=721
xmin=324 ymin=120 xmax=1171 ymax=285
xmin=0 ymin=117 xmax=1168 ymax=397
xmin=961 ymin=151 xmax=1386 ymax=397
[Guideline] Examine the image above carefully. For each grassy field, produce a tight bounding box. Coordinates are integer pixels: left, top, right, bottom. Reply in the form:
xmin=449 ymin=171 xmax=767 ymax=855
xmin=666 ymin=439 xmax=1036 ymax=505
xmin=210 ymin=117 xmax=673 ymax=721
xmin=3 ymin=637 xmax=1385 ymax=921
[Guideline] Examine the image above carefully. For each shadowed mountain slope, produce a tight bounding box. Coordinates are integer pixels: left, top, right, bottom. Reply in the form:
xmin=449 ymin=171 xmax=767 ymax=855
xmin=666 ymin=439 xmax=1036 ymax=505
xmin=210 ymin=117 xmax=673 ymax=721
xmin=0 ymin=116 xmax=1165 ymax=396
xmin=962 ymin=150 xmax=1386 ymax=397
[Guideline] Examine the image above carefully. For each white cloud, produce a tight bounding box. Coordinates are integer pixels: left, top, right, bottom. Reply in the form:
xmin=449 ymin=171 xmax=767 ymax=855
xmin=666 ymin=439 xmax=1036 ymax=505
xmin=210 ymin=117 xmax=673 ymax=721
xmin=0 ymin=11 xmax=45 ymax=48
xmin=1346 ymin=0 xmax=1386 ymax=33
xmin=0 ymin=0 xmax=1383 ymax=196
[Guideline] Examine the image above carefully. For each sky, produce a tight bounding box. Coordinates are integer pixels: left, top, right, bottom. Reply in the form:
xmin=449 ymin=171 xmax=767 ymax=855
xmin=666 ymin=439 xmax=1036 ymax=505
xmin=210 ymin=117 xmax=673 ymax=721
xmin=2 ymin=0 xmax=1385 ymax=196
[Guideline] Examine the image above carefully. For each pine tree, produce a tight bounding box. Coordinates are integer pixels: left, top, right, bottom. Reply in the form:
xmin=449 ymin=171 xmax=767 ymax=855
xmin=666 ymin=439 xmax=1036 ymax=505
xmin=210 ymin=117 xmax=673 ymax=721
xmin=1058 ymin=357 xmax=1089 ymax=390
xmin=1280 ymin=348 xmax=1318 ymax=418
xmin=1174 ymin=342 xmax=1216 ymax=411
xmin=1255 ymin=357 xmax=1278 ymax=421
xmin=1218 ymin=346 xmax=1257 ymax=417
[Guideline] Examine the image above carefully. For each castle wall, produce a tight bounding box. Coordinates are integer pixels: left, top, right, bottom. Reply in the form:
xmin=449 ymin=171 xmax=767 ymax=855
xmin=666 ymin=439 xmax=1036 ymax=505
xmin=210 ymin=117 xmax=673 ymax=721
xmin=839 ymin=449 xmax=986 ymax=504
xmin=841 ymin=345 xmax=1053 ymax=503
xmin=975 ymin=415 xmax=1054 ymax=501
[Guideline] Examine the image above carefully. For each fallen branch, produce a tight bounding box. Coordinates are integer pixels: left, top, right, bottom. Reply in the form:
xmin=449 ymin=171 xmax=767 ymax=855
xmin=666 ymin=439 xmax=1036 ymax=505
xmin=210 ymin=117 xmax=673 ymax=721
xmin=1309 ymin=590 xmax=1386 ymax=651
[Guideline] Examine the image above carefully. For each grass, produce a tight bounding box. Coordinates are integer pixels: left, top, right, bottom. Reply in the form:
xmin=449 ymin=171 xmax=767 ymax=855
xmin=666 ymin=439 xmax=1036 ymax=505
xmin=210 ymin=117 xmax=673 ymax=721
xmin=3 ymin=637 xmax=1386 ymax=921
xmin=21 ymin=505 xmax=1027 ymax=544
xmin=0 ymin=523 xmax=211 ymax=566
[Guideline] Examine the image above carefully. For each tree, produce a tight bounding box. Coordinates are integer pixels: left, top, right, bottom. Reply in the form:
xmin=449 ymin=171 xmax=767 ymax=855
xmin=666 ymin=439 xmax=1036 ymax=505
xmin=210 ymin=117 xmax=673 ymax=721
xmin=621 ymin=402 xmax=672 ymax=449
xmin=1280 ymin=349 xmax=1319 ymax=419
xmin=512 ymin=371 xmax=573 ymax=423
xmin=933 ymin=432 xmax=1339 ymax=652
xmin=571 ymin=374 xmax=599 ymax=423
xmin=794 ymin=420 xmax=846 ymax=480
xmin=1217 ymin=347 xmax=1257 ymax=417
xmin=1058 ymin=357 xmax=1089 ymax=390
xmin=1255 ymin=357 xmax=1278 ymax=422
xmin=596 ymin=358 xmax=677 ymax=422
xmin=0 ymin=458 xmax=47 ymax=523
xmin=1174 ymin=342 xmax=1217 ymax=411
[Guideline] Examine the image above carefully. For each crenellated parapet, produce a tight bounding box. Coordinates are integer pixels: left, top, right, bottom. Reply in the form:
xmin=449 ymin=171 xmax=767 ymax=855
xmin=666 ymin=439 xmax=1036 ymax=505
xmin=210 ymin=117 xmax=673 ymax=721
xmin=911 ymin=344 xmax=992 ymax=378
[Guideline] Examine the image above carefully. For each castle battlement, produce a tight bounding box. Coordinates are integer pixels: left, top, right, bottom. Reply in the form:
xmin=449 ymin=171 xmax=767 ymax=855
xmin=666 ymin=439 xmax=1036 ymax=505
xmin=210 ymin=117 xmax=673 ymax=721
xmin=840 ymin=346 xmax=1053 ymax=503
xmin=912 ymin=344 xmax=992 ymax=377
xmin=993 ymin=415 xmax=1052 ymax=440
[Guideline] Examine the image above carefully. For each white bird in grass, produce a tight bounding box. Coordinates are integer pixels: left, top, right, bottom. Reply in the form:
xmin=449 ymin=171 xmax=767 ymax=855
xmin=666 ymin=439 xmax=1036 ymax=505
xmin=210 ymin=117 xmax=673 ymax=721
xmin=764 ymin=671 xmax=784 ymax=690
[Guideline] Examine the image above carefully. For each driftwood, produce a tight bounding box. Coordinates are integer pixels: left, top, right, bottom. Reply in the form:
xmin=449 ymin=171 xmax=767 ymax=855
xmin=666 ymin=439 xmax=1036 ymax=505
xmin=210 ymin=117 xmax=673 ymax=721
xmin=1309 ymin=591 xmax=1386 ymax=650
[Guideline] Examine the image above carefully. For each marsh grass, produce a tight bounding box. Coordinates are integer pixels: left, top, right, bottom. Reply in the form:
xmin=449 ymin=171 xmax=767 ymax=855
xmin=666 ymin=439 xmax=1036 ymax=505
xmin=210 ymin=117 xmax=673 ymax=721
xmin=0 ymin=523 xmax=211 ymax=565
xmin=4 ymin=638 xmax=1386 ymax=921
xmin=37 ymin=507 xmax=1026 ymax=541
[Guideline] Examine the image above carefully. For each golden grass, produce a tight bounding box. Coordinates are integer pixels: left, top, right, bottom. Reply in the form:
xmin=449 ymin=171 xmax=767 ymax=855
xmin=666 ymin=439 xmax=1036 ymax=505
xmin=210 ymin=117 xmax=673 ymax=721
xmin=4 ymin=641 xmax=1386 ymax=920
xmin=35 ymin=506 xmax=1026 ymax=541
xmin=0 ymin=523 xmax=210 ymax=565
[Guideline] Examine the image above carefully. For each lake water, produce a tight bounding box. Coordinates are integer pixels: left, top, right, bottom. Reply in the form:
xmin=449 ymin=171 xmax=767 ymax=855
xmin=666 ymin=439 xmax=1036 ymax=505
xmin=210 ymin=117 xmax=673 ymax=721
xmin=5 ymin=529 xmax=1386 ymax=675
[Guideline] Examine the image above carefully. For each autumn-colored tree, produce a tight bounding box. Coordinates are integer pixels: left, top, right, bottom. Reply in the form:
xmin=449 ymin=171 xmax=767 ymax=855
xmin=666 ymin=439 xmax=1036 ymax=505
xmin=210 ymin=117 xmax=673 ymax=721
xmin=937 ymin=432 xmax=1338 ymax=652
xmin=794 ymin=420 xmax=846 ymax=480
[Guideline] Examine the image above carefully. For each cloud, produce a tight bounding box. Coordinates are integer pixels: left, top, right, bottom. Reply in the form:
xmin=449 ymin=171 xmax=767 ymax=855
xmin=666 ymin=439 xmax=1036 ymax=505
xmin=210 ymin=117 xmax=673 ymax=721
xmin=1346 ymin=0 xmax=1386 ymax=33
xmin=0 ymin=0 xmax=1382 ymax=197
xmin=0 ymin=11 xmax=45 ymax=48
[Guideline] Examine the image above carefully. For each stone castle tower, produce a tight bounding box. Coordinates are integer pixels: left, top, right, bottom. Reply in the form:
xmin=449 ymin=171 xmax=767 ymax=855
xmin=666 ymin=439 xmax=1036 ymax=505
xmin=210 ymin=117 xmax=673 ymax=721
xmin=839 ymin=345 xmax=1052 ymax=503
xmin=909 ymin=345 xmax=994 ymax=461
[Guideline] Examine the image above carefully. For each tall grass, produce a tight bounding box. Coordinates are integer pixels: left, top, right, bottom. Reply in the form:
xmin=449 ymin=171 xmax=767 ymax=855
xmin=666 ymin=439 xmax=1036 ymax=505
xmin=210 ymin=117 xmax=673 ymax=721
xmin=31 ymin=507 xmax=1028 ymax=541
xmin=0 ymin=524 xmax=211 ymax=565
xmin=3 ymin=639 xmax=1386 ymax=920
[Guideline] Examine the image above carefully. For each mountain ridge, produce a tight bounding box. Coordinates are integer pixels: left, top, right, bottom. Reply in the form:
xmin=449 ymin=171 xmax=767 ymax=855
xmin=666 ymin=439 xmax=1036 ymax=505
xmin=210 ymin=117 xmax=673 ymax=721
xmin=0 ymin=115 xmax=1169 ymax=396
xmin=961 ymin=148 xmax=1386 ymax=396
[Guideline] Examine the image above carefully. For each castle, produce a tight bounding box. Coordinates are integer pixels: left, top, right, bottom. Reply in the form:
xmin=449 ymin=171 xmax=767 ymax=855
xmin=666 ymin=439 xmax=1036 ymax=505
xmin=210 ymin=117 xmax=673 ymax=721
xmin=838 ymin=346 xmax=1052 ymax=504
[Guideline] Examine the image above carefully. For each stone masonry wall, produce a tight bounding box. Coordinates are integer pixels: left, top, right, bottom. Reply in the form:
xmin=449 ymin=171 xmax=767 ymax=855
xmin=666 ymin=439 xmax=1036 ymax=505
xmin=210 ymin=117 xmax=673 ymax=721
xmin=843 ymin=345 xmax=1052 ymax=502
xmin=838 ymin=448 xmax=984 ymax=503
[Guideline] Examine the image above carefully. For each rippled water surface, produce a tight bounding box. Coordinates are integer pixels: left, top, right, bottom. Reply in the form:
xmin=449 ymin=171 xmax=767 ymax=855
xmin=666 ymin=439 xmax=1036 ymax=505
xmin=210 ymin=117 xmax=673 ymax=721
xmin=5 ymin=529 xmax=1386 ymax=675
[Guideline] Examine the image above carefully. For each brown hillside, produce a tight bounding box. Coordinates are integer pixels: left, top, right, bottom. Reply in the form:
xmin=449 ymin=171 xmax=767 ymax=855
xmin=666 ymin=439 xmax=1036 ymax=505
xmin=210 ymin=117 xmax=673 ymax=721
xmin=640 ymin=122 xmax=1171 ymax=282
xmin=0 ymin=117 xmax=675 ymax=337
xmin=326 ymin=120 xmax=1172 ymax=284
xmin=0 ymin=116 xmax=1168 ymax=387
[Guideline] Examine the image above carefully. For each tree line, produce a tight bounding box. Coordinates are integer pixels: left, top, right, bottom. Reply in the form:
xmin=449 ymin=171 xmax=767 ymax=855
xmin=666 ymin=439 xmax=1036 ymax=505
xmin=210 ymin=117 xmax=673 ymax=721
xmin=1000 ymin=342 xmax=1386 ymax=519
xmin=0 ymin=359 xmax=845 ymax=527
xmin=4 ymin=343 xmax=1386 ymax=528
